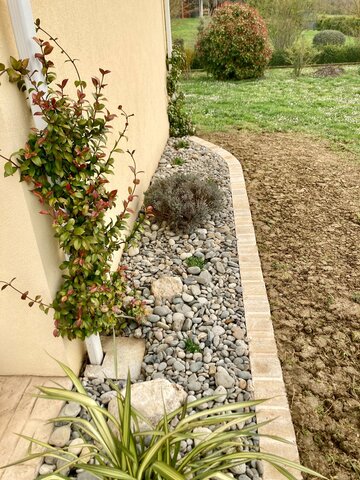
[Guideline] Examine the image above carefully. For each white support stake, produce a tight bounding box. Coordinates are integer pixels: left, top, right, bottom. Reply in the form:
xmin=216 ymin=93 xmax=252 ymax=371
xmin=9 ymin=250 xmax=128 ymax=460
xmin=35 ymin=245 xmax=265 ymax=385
xmin=8 ymin=1 xmax=104 ymax=367
xmin=7 ymin=0 xmax=47 ymax=130
xmin=164 ymin=0 xmax=172 ymax=58
xmin=85 ymin=334 xmax=104 ymax=365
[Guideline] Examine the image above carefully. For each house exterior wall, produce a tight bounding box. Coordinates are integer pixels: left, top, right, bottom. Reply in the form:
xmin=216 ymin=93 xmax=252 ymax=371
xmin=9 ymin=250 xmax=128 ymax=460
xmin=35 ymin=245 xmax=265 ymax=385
xmin=0 ymin=0 xmax=169 ymax=375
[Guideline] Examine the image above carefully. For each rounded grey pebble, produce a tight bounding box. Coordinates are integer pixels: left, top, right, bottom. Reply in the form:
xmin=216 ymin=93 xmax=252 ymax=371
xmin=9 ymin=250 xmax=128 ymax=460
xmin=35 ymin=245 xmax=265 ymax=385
xmin=187 ymin=266 xmax=201 ymax=275
xmin=147 ymin=314 xmax=160 ymax=323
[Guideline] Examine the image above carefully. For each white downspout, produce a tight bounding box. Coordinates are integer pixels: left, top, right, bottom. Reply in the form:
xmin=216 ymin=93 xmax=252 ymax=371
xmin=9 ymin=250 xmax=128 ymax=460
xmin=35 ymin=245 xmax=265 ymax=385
xmin=7 ymin=0 xmax=104 ymax=365
xmin=164 ymin=0 xmax=172 ymax=58
xmin=7 ymin=0 xmax=46 ymax=130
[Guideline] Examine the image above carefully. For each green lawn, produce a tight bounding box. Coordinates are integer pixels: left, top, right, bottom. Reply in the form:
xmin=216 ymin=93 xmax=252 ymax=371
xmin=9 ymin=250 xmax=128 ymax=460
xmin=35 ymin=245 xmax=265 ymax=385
xmin=171 ymin=18 xmax=209 ymax=49
xmin=171 ymin=17 xmax=358 ymax=50
xmin=181 ymin=67 xmax=360 ymax=156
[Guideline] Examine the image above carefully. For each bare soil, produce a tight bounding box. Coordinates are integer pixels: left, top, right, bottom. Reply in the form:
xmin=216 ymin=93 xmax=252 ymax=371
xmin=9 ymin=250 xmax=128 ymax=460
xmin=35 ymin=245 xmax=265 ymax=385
xmin=313 ymin=66 xmax=345 ymax=77
xmin=204 ymin=131 xmax=360 ymax=480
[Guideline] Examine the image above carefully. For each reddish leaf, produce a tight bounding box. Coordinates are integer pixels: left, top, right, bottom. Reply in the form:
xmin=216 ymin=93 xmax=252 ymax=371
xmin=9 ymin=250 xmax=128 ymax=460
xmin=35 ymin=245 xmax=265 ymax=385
xmin=91 ymin=77 xmax=100 ymax=87
xmin=21 ymin=291 xmax=29 ymax=300
xmin=43 ymin=43 xmax=54 ymax=55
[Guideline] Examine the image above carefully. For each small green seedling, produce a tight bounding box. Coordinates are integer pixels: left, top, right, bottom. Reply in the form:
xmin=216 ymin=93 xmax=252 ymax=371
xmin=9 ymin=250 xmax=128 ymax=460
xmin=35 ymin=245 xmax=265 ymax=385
xmin=186 ymin=255 xmax=205 ymax=269
xmin=172 ymin=156 xmax=185 ymax=166
xmin=174 ymin=139 xmax=190 ymax=150
xmin=184 ymin=338 xmax=201 ymax=353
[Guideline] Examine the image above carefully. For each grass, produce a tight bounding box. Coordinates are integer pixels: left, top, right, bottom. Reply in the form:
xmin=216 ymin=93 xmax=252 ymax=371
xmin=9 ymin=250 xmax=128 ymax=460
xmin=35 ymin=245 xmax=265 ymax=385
xmin=181 ymin=67 xmax=360 ymax=157
xmin=171 ymin=17 xmax=209 ymax=49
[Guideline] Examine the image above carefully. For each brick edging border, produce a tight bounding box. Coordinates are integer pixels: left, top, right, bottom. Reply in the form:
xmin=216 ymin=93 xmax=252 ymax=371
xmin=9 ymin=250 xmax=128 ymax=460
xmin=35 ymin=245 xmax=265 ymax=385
xmin=190 ymin=136 xmax=302 ymax=480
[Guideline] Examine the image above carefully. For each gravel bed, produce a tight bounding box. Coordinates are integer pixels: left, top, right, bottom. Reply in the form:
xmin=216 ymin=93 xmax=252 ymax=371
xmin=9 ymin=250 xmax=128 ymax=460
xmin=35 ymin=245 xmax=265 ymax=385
xmin=40 ymin=138 xmax=262 ymax=480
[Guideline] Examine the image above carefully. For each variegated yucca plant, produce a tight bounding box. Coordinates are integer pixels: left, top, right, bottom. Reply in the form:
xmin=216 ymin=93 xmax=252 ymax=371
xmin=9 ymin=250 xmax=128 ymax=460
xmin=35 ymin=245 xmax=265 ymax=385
xmin=1 ymin=361 xmax=325 ymax=480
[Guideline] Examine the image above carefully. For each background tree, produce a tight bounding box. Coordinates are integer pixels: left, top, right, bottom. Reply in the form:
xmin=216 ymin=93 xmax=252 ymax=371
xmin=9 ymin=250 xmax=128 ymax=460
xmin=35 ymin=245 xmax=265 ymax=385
xmin=247 ymin=0 xmax=315 ymax=49
xmin=170 ymin=0 xmax=184 ymax=18
xmin=314 ymin=0 xmax=360 ymax=14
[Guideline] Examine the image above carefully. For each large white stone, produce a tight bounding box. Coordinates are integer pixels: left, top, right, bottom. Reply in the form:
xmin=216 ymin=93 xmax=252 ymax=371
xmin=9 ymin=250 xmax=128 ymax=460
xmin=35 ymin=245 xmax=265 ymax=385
xmin=151 ymin=276 xmax=183 ymax=303
xmin=108 ymin=379 xmax=187 ymax=431
xmin=84 ymin=337 xmax=145 ymax=381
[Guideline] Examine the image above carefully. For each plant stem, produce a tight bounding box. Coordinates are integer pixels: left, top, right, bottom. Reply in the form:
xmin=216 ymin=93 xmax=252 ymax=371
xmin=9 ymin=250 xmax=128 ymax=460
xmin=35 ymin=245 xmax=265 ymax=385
xmin=0 ymin=153 xmax=19 ymax=168
xmin=0 ymin=279 xmax=50 ymax=308
xmin=35 ymin=24 xmax=83 ymax=89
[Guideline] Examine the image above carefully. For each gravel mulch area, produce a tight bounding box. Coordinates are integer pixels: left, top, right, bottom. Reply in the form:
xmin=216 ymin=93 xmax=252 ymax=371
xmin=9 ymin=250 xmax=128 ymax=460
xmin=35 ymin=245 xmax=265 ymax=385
xmin=41 ymin=138 xmax=263 ymax=480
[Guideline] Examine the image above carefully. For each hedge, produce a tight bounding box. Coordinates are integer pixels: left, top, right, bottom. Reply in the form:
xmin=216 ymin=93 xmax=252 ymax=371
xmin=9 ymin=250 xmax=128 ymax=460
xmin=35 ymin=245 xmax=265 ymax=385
xmin=315 ymin=44 xmax=360 ymax=64
xmin=271 ymin=44 xmax=360 ymax=66
xmin=316 ymin=15 xmax=360 ymax=36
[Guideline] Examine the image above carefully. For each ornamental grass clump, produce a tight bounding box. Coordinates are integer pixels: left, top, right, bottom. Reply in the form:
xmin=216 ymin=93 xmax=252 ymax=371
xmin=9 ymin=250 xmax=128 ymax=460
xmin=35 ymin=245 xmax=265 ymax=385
xmin=196 ymin=2 xmax=272 ymax=80
xmin=144 ymin=172 xmax=223 ymax=232
xmin=0 ymin=20 xmax=148 ymax=340
xmin=0 ymin=360 xmax=325 ymax=480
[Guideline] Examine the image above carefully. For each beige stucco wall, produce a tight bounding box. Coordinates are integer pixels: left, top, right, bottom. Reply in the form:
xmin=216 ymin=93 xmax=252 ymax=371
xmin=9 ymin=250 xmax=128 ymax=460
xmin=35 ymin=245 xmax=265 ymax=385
xmin=0 ymin=0 xmax=169 ymax=375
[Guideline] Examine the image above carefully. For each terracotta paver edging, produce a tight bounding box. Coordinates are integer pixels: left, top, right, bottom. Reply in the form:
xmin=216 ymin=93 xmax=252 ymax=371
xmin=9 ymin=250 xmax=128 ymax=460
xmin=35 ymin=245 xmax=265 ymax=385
xmin=190 ymin=136 xmax=302 ymax=480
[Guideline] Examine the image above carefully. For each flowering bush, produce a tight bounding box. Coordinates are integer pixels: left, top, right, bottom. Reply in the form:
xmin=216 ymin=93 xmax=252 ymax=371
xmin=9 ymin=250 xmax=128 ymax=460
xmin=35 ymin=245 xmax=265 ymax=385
xmin=196 ymin=2 xmax=272 ymax=80
xmin=0 ymin=20 xmax=148 ymax=340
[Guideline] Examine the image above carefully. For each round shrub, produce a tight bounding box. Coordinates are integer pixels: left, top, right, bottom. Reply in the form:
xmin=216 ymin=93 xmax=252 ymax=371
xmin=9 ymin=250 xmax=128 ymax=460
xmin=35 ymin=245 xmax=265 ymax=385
xmin=196 ymin=3 xmax=272 ymax=80
xmin=144 ymin=173 xmax=223 ymax=231
xmin=269 ymin=49 xmax=292 ymax=67
xmin=313 ymin=30 xmax=346 ymax=47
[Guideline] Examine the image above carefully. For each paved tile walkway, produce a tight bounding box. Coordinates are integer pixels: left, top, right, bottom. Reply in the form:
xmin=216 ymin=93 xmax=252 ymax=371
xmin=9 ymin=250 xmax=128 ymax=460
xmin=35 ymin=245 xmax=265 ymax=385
xmin=0 ymin=376 xmax=71 ymax=480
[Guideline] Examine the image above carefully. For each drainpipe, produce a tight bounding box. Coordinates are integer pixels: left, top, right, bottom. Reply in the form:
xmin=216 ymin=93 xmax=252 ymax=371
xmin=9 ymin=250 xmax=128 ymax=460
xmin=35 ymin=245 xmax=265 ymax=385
xmin=164 ymin=0 xmax=172 ymax=58
xmin=7 ymin=0 xmax=46 ymax=130
xmin=7 ymin=0 xmax=104 ymax=366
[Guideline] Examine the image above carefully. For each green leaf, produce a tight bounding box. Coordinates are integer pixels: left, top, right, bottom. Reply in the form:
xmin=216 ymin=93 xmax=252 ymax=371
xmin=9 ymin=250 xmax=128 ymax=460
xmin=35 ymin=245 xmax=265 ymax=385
xmin=10 ymin=56 xmax=21 ymax=70
xmin=4 ymin=162 xmax=17 ymax=177
xmin=31 ymin=156 xmax=42 ymax=167
xmin=80 ymin=464 xmax=136 ymax=480
xmin=152 ymin=461 xmax=186 ymax=480
xmin=74 ymin=227 xmax=85 ymax=236
xmin=74 ymin=238 xmax=81 ymax=250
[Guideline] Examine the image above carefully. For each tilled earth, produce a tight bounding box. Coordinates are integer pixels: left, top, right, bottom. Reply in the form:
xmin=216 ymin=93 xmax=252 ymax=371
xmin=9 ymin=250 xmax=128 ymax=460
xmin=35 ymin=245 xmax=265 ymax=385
xmin=204 ymin=131 xmax=360 ymax=480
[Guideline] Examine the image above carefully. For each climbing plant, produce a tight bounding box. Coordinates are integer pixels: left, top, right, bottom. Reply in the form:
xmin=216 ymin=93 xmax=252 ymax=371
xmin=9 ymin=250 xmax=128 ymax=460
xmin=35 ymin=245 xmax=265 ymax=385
xmin=0 ymin=20 xmax=149 ymax=340
xmin=167 ymin=42 xmax=195 ymax=137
